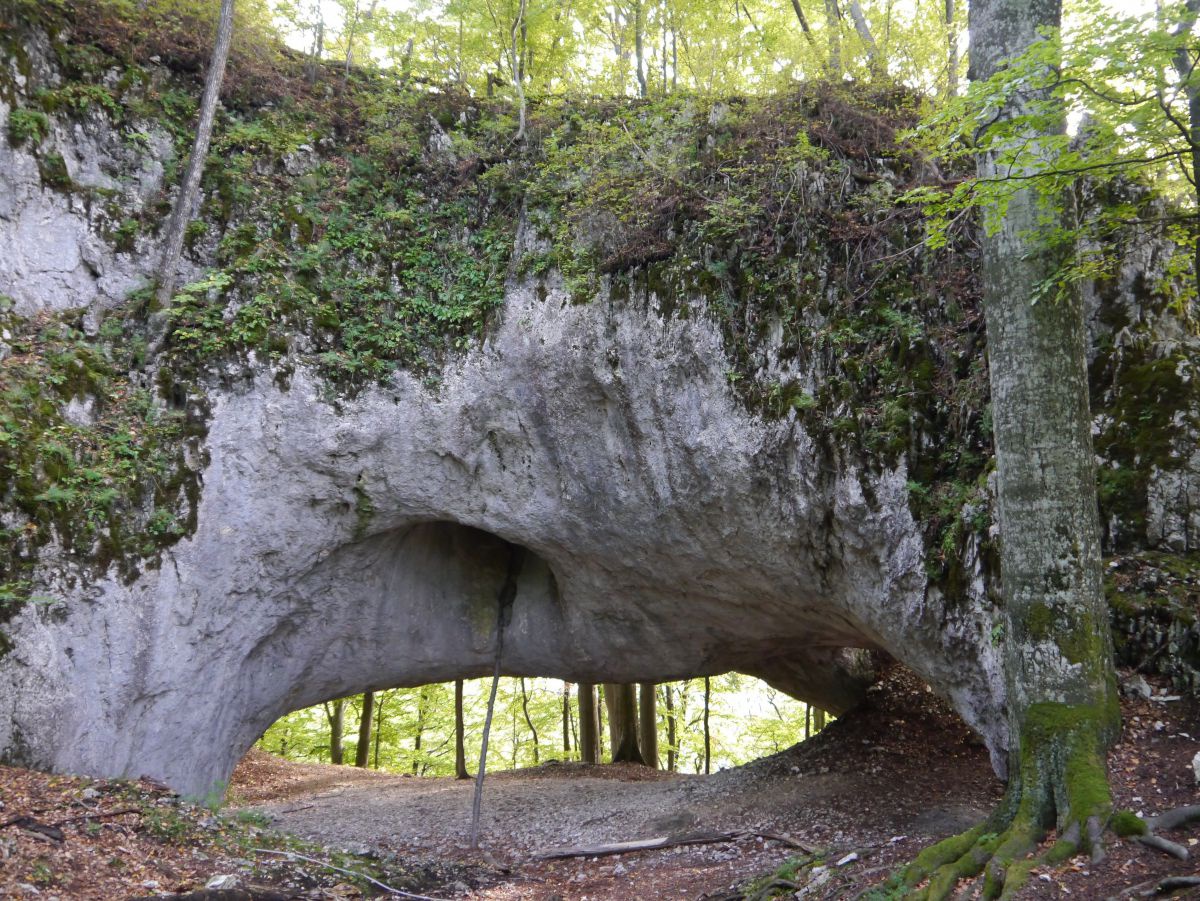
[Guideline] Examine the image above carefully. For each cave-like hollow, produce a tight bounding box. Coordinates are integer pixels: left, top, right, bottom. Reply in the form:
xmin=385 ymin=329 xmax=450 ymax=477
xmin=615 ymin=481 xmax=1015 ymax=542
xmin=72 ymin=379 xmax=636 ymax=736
xmin=222 ymin=521 xmax=881 ymax=791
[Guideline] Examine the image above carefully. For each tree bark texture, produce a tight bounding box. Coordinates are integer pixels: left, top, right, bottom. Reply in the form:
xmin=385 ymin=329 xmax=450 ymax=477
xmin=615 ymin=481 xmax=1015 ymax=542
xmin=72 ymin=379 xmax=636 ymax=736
xmin=603 ymin=683 xmax=645 ymax=764
xmin=638 ymin=682 xmax=658 ymax=769
xmin=578 ymin=683 xmax=599 ymax=764
xmin=703 ymin=676 xmax=711 ymax=775
xmin=454 ymin=679 xmax=469 ymax=779
xmin=354 ymin=690 xmax=374 ymax=768
xmin=900 ymin=0 xmax=1120 ymax=892
xmin=664 ymin=684 xmax=676 ymax=771
xmin=327 ymin=698 xmax=344 ymax=765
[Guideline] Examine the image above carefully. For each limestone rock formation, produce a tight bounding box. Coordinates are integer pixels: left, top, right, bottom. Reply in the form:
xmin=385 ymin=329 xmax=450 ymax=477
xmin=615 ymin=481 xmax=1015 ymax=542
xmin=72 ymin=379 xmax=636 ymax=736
xmin=0 ymin=8 xmax=1195 ymax=799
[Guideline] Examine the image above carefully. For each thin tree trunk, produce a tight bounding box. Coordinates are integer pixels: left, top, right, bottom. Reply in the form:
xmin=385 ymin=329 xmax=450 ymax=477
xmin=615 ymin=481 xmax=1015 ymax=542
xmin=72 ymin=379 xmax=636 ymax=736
xmin=845 ymin=0 xmax=879 ymax=72
xmin=579 ymin=683 xmax=599 ymax=764
xmin=412 ymin=687 xmax=425 ymax=775
xmin=355 ymin=690 xmax=374 ymax=768
xmin=454 ymin=679 xmax=469 ymax=779
xmin=155 ymin=0 xmax=235 ymax=309
xmin=790 ymin=0 xmax=817 ymax=44
xmin=603 ymin=683 xmax=645 ymax=764
xmin=520 ymin=677 xmax=540 ymax=764
xmin=822 ymin=0 xmax=841 ymax=78
xmin=664 ymin=684 xmax=676 ymax=772
xmin=508 ymin=0 xmax=528 ymax=140
xmin=373 ymin=691 xmax=385 ymax=769
xmin=702 ymin=677 xmax=711 ymax=775
xmin=814 ymin=708 xmax=826 ymax=732
xmin=634 ymin=0 xmax=648 ymax=97
xmin=944 ymin=0 xmax=958 ymax=96
xmin=805 ymin=704 xmax=811 ymax=739
xmin=638 ymin=682 xmax=658 ymax=769
xmin=325 ymin=698 xmax=345 ymax=765
xmin=306 ymin=17 xmax=324 ymax=83
xmin=469 ymin=546 xmax=525 ymax=849
xmin=1170 ymin=0 xmax=1200 ymax=303
xmin=562 ymin=682 xmax=572 ymax=758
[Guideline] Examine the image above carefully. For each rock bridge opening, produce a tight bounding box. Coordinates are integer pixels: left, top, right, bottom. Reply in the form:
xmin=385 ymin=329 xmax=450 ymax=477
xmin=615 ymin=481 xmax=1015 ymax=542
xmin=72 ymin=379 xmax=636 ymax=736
xmin=254 ymin=674 xmax=834 ymax=780
xmin=236 ymin=518 xmax=844 ymax=788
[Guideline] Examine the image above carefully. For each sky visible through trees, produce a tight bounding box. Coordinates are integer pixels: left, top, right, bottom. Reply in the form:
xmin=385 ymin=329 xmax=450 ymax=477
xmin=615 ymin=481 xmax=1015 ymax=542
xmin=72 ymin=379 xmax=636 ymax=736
xmin=259 ymin=677 xmax=826 ymax=776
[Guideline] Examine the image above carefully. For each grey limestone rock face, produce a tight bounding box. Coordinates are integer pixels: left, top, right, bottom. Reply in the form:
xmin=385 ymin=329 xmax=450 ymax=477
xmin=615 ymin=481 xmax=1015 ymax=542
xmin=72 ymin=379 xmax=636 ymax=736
xmin=0 ymin=274 xmax=1007 ymax=797
xmin=0 ymin=97 xmax=178 ymax=320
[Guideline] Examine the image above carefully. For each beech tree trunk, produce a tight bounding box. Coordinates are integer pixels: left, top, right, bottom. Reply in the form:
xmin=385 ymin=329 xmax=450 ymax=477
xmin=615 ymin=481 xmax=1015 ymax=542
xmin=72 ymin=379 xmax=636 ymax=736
xmin=638 ymin=682 xmax=658 ymax=769
xmin=579 ymin=683 xmax=599 ymax=764
xmin=354 ymin=690 xmax=374 ymax=768
xmin=520 ymin=677 xmax=540 ymax=764
xmin=902 ymin=0 xmax=1120 ymax=892
xmin=664 ymin=684 xmax=677 ymax=772
xmin=155 ymin=0 xmax=235 ymax=309
xmin=634 ymin=0 xmax=648 ymax=97
xmin=325 ymin=698 xmax=344 ymax=765
xmin=562 ymin=682 xmax=572 ymax=758
xmin=454 ymin=679 xmax=469 ymax=779
xmin=944 ymin=0 xmax=958 ymax=96
xmin=702 ymin=677 xmax=711 ymax=775
xmin=603 ymin=683 xmax=645 ymax=764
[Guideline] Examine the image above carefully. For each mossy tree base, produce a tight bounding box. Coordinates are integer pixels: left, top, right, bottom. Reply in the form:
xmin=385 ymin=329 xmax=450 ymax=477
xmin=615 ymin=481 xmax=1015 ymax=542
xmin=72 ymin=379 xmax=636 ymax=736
xmin=891 ymin=702 xmax=1115 ymax=900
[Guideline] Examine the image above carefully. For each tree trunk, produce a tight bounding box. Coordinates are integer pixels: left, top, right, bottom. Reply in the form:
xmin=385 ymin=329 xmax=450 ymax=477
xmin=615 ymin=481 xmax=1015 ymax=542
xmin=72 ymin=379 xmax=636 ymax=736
xmin=373 ymin=691 xmax=385 ymax=769
xmin=790 ymin=0 xmax=817 ymax=44
xmin=603 ymin=683 xmax=645 ymax=764
xmin=814 ymin=708 xmax=826 ymax=732
xmin=902 ymin=0 xmax=1120 ymax=891
xmin=845 ymin=0 xmax=879 ymax=72
xmin=634 ymin=0 xmax=648 ymax=97
xmin=822 ymin=0 xmax=841 ymax=78
xmin=469 ymin=545 xmax=525 ymax=848
xmin=1170 ymin=0 xmax=1200 ymax=303
xmin=520 ymin=677 xmax=540 ymax=764
xmin=412 ymin=687 xmax=425 ymax=775
xmin=702 ymin=677 xmax=711 ymax=775
xmin=354 ymin=690 xmax=374 ymax=768
xmin=562 ymin=682 xmax=572 ymax=758
xmin=804 ymin=704 xmax=811 ymax=740
xmin=944 ymin=0 xmax=958 ymax=96
xmin=325 ymin=698 xmax=345 ymax=765
xmin=664 ymin=684 xmax=676 ymax=772
xmin=578 ymin=683 xmax=599 ymax=764
xmin=454 ymin=679 xmax=469 ymax=779
xmin=155 ymin=0 xmax=235 ymax=310
xmin=638 ymin=682 xmax=658 ymax=769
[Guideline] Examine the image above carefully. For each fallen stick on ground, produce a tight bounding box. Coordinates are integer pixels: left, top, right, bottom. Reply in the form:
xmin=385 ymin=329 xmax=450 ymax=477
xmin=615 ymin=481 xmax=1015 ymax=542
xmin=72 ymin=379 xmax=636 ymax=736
xmin=252 ymin=848 xmax=451 ymax=900
xmin=535 ymin=829 xmax=817 ymax=859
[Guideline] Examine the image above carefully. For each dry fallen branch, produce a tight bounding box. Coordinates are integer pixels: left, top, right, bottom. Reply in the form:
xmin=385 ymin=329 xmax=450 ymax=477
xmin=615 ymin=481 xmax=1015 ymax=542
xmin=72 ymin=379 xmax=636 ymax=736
xmin=252 ymin=848 xmax=451 ymax=900
xmin=535 ymin=829 xmax=817 ymax=860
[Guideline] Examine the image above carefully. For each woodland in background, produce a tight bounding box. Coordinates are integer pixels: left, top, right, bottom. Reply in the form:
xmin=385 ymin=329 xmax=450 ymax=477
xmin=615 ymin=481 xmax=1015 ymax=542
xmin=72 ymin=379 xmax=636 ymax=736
xmin=258 ymin=677 xmax=831 ymax=777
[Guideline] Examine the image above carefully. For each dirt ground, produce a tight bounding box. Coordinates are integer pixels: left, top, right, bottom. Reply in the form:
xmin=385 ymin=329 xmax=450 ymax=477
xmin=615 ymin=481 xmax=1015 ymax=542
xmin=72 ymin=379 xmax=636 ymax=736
xmin=230 ymin=666 xmax=1200 ymax=899
xmin=2 ymin=666 xmax=1197 ymax=899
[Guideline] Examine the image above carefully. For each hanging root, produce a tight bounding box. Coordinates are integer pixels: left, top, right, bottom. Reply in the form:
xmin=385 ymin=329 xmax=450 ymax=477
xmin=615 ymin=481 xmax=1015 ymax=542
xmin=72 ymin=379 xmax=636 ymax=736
xmin=882 ymin=702 xmax=1116 ymax=901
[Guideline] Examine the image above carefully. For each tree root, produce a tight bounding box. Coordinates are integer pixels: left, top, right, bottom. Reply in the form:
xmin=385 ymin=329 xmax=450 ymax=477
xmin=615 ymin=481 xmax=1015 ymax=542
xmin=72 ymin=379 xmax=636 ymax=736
xmin=1127 ymin=803 xmax=1200 ymax=861
xmin=881 ymin=703 xmax=1116 ymax=901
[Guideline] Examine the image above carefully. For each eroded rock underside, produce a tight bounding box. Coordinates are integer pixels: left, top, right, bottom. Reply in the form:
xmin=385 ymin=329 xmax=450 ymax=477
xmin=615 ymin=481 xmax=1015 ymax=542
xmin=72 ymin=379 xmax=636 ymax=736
xmin=0 ymin=2 xmax=1196 ymax=796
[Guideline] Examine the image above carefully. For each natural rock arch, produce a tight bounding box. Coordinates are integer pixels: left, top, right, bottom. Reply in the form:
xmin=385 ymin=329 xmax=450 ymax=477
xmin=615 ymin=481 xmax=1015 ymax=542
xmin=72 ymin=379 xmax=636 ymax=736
xmin=0 ymin=279 xmax=1008 ymax=796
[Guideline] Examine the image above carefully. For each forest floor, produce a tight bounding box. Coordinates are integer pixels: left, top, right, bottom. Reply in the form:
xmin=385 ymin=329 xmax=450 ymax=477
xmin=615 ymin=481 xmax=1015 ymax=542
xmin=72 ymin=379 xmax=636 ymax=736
xmin=1 ymin=666 xmax=1197 ymax=899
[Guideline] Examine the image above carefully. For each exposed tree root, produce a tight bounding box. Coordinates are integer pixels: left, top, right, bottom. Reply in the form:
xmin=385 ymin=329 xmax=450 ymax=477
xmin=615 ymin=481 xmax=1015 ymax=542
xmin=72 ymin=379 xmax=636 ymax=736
xmin=1127 ymin=804 xmax=1200 ymax=861
xmin=881 ymin=703 xmax=1116 ymax=901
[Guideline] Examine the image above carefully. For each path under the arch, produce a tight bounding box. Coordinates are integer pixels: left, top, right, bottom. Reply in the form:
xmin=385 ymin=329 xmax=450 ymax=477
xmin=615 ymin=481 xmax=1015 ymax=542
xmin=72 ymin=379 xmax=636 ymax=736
xmin=233 ymin=669 xmax=1001 ymax=899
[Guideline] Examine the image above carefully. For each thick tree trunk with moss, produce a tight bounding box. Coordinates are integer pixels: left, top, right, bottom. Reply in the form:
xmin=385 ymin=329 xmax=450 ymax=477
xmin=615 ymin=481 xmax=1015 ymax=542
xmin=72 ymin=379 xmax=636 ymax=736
xmin=900 ymin=0 xmax=1120 ymax=894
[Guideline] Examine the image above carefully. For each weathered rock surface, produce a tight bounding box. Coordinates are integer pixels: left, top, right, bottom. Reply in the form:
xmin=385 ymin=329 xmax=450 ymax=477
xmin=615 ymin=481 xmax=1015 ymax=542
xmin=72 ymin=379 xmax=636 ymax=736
xmin=0 ymin=268 xmax=1007 ymax=796
xmin=1 ymin=12 xmax=1196 ymax=801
